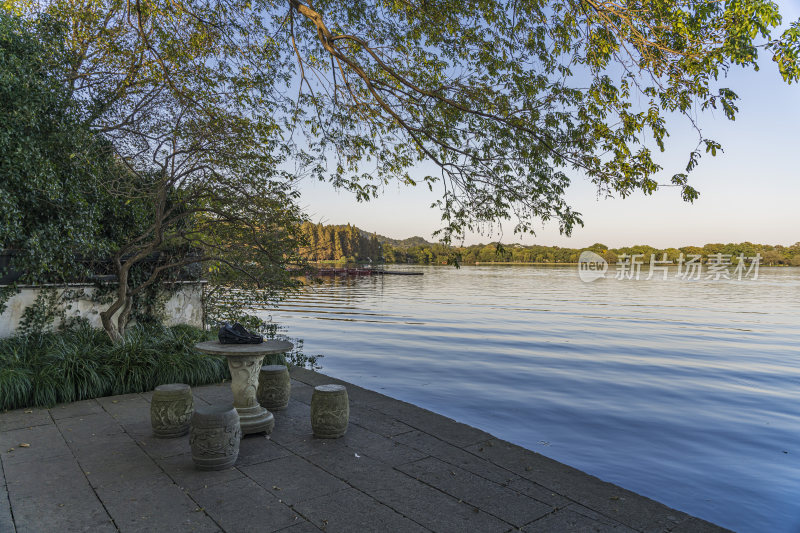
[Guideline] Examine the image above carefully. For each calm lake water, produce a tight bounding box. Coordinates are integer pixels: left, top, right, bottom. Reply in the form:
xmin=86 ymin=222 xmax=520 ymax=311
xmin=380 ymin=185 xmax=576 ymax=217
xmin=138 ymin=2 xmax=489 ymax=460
xmin=265 ymin=265 xmax=800 ymax=532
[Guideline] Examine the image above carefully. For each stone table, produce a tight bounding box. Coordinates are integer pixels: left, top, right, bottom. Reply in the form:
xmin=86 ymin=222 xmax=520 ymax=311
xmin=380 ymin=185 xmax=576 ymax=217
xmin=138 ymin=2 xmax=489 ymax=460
xmin=194 ymin=340 xmax=293 ymax=435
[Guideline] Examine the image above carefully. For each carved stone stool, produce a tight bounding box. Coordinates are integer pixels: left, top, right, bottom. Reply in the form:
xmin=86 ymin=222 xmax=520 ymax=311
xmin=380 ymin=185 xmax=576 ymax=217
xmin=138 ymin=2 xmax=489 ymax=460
xmin=150 ymin=383 xmax=193 ymax=438
xmin=257 ymin=365 xmax=291 ymax=411
xmin=311 ymin=384 xmax=349 ymax=439
xmin=190 ymin=405 xmax=241 ymax=470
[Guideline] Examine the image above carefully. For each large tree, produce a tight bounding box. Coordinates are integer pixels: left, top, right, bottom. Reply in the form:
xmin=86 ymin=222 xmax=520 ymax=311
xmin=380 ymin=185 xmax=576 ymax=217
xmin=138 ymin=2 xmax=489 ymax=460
xmin=2 ymin=6 xmax=309 ymax=340
xmin=283 ymin=0 xmax=798 ymax=238
xmin=4 ymin=0 xmax=798 ymax=337
xmin=36 ymin=0 xmax=797 ymax=233
xmin=0 ymin=10 xmax=150 ymax=285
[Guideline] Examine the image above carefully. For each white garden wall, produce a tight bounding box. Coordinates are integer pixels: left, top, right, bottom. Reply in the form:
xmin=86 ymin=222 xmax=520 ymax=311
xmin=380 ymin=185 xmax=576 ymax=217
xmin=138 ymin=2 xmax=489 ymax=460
xmin=0 ymin=283 xmax=204 ymax=338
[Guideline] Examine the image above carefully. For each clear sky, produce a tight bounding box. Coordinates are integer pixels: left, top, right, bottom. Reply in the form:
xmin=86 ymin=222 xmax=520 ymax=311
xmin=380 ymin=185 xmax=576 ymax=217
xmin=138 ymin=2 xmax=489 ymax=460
xmin=296 ymin=3 xmax=800 ymax=249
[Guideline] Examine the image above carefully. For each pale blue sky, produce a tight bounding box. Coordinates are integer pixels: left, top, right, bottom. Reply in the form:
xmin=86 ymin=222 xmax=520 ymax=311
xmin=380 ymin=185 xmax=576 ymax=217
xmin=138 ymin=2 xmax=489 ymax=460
xmin=297 ymin=2 xmax=800 ymax=248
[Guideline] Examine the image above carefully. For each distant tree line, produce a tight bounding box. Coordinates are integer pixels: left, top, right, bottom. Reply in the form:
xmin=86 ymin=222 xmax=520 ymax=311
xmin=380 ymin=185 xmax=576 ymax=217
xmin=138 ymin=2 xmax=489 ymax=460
xmin=299 ymin=223 xmax=382 ymax=262
xmin=451 ymin=242 xmax=800 ymax=266
xmin=297 ymin=224 xmax=800 ymax=267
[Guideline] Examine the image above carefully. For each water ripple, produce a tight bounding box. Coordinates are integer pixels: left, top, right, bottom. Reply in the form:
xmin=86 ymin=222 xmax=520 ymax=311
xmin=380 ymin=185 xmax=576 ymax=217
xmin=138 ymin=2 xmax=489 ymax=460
xmin=265 ymin=265 xmax=800 ymax=533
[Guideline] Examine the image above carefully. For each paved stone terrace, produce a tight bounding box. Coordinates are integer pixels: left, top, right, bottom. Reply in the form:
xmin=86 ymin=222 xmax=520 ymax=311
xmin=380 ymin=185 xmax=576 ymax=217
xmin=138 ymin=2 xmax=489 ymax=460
xmin=0 ymin=367 xmax=728 ymax=533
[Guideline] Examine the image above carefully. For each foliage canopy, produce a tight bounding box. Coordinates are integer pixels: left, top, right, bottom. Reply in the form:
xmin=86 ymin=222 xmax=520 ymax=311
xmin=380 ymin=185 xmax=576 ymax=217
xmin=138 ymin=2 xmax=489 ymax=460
xmin=2 ymin=5 xmax=310 ymax=339
xmin=2 ymin=0 xmax=798 ymax=337
xmin=8 ymin=0 xmax=799 ymax=241
xmin=0 ymin=11 xmax=150 ymax=284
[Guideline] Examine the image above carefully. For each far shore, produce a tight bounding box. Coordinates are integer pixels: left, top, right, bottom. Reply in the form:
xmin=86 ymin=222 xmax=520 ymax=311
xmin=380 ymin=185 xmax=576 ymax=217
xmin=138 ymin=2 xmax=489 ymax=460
xmin=306 ymin=261 xmax=796 ymax=267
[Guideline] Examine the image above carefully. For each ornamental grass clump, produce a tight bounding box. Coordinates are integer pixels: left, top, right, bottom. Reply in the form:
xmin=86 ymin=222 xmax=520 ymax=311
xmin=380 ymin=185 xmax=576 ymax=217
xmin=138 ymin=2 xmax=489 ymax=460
xmin=0 ymin=322 xmax=229 ymax=411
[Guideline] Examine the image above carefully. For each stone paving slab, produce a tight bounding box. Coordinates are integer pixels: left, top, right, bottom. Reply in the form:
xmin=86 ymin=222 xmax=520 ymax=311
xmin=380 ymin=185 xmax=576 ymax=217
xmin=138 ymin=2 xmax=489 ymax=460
xmin=293 ymin=487 xmax=428 ymax=533
xmin=0 ymin=470 xmax=13 ymax=533
xmin=397 ymin=456 xmax=553 ymax=527
xmin=461 ymin=437 xmax=693 ymax=533
xmin=191 ymin=477 xmax=300 ymax=532
xmin=240 ymin=454 xmax=350 ymax=505
xmin=0 ymin=407 xmax=52 ymax=433
xmin=394 ymin=429 xmax=524 ymax=485
xmin=232 ymin=434 xmax=292 ymax=467
xmin=155 ymin=452 xmax=245 ymax=491
xmin=521 ymin=506 xmax=637 ymax=532
xmin=0 ymin=368 xmax=730 ymax=533
xmin=1 ymin=423 xmax=74 ymax=465
xmin=4 ymin=453 xmax=115 ymax=532
xmin=94 ymin=472 xmax=221 ymax=533
xmin=50 ymin=399 xmax=105 ymax=421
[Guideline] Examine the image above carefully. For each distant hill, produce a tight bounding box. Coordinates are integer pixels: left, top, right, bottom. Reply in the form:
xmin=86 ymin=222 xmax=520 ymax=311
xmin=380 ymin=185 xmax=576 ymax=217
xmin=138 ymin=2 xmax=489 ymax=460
xmin=299 ymin=221 xmax=444 ymax=262
xmin=308 ymin=222 xmax=800 ymax=266
xmin=367 ymin=232 xmax=435 ymax=249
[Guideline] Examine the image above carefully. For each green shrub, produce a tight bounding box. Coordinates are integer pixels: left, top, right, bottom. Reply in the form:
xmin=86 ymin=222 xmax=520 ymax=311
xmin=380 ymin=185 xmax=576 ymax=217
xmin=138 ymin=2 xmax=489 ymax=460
xmin=0 ymin=318 xmax=321 ymax=411
xmin=0 ymin=322 xmax=228 ymax=410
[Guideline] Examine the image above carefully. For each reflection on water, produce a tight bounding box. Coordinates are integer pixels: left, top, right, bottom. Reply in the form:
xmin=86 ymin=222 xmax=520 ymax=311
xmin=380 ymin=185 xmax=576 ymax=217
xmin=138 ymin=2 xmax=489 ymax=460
xmin=264 ymin=265 xmax=800 ymax=532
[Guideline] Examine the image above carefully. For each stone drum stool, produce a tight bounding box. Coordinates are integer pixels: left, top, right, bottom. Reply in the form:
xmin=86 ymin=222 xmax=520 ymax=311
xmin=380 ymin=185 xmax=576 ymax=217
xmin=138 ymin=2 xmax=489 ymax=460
xmin=150 ymin=383 xmax=193 ymax=438
xmin=311 ymin=384 xmax=349 ymax=438
xmin=257 ymin=365 xmax=291 ymax=411
xmin=190 ymin=405 xmax=241 ymax=470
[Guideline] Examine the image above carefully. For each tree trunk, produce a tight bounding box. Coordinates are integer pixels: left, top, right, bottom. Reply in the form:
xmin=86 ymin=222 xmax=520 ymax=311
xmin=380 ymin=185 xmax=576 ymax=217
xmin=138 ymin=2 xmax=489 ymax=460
xmin=99 ymin=256 xmax=131 ymax=342
xmin=117 ymin=295 xmax=133 ymax=339
xmin=100 ymin=303 xmax=124 ymax=342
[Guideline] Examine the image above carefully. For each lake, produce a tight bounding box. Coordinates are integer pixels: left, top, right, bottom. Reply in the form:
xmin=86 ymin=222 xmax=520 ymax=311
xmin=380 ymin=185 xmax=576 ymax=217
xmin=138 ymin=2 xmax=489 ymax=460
xmin=265 ymin=265 xmax=800 ymax=532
